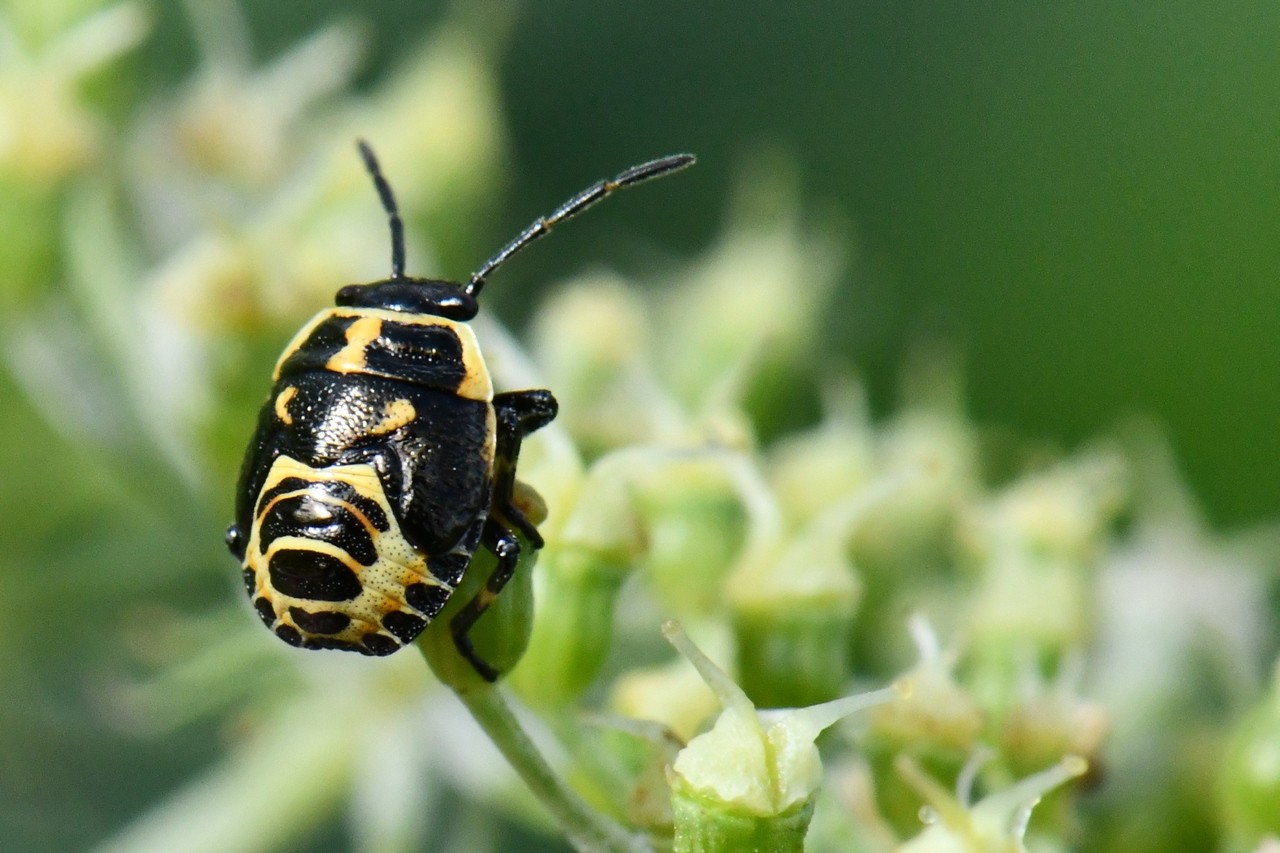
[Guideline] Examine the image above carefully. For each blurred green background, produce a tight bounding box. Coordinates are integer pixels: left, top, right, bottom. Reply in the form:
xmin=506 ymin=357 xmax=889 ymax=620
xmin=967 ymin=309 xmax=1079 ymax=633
xmin=5 ymin=1 xmax=1280 ymax=850
xmin=185 ymin=0 xmax=1280 ymax=527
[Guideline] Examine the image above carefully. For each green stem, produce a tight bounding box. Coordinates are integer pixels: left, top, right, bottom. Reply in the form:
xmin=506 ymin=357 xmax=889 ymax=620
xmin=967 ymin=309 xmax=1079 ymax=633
xmin=449 ymin=680 xmax=653 ymax=853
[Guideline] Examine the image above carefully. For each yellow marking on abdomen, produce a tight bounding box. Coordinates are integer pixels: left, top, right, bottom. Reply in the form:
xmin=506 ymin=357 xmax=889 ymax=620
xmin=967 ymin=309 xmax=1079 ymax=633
xmin=325 ymin=316 xmax=384 ymax=374
xmin=250 ymin=454 xmax=451 ymax=637
xmin=274 ymin=386 xmax=298 ymax=424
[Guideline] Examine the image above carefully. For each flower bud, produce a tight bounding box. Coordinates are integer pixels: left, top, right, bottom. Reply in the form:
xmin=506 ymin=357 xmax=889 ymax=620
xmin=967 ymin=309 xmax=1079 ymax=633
xmin=851 ymin=348 xmax=977 ymax=580
xmin=866 ymin=617 xmax=984 ymax=757
xmin=510 ymin=543 xmax=634 ymax=707
xmin=896 ymin=753 xmax=1088 ymax=852
xmin=959 ymin=453 xmax=1127 ymax=711
xmin=531 ymin=276 xmax=672 ymax=457
xmin=998 ymin=653 xmax=1108 ymax=780
xmin=963 ymin=451 xmax=1127 ymax=567
xmin=728 ymin=477 xmax=910 ymax=708
xmin=766 ymin=383 xmax=875 ymax=530
xmin=663 ymin=622 xmax=896 ymax=853
xmin=509 ymin=448 xmax=648 ymax=706
xmin=615 ymin=665 xmax=722 ymax=749
xmin=1220 ymin=661 xmax=1280 ymax=843
xmin=634 ymin=453 xmax=751 ymax=619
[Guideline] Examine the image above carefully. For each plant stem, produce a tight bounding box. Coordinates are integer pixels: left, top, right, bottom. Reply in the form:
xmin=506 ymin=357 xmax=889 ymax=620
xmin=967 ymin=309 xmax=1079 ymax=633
xmin=449 ymin=680 xmax=653 ymax=853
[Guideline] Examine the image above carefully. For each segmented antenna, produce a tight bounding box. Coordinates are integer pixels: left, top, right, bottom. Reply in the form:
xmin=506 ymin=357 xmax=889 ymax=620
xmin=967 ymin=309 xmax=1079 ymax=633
xmin=356 ymin=139 xmax=406 ymax=280
xmin=465 ymin=153 xmax=696 ymax=299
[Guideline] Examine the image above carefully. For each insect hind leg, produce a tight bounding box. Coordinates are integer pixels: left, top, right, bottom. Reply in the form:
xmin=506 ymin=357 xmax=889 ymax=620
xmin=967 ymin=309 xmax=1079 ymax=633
xmin=449 ymin=519 xmax=523 ymax=682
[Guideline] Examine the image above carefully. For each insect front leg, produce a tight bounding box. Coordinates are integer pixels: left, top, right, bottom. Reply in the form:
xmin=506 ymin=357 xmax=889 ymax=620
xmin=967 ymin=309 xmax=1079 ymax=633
xmin=490 ymin=389 xmax=558 ymax=546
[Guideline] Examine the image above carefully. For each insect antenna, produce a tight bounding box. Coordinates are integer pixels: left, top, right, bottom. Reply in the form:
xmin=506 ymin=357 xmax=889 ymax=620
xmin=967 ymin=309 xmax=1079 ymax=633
xmin=465 ymin=152 xmax=696 ymax=299
xmin=356 ymin=139 xmax=406 ymax=280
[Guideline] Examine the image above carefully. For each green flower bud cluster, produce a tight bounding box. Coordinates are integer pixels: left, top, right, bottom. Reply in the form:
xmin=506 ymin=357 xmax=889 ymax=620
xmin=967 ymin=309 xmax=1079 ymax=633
xmin=482 ymin=167 xmax=1122 ymax=848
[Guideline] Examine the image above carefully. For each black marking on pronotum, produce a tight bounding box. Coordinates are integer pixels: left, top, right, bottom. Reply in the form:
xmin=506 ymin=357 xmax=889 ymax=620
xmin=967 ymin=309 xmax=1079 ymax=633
xmin=229 ymin=140 xmax=694 ymax=679
xmin=276 ymin=315 xmax=469 ymax=391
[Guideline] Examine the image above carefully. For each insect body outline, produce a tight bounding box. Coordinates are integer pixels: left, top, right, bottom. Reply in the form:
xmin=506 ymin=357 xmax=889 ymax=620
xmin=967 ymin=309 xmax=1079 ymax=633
xmin=227 ymin=141 xmax=694 ymax=679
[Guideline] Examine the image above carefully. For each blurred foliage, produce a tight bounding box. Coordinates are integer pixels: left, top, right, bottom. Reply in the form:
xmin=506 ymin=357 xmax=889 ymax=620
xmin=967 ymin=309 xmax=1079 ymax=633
xmin=3 ymin=2 xmax=1280 ymax=852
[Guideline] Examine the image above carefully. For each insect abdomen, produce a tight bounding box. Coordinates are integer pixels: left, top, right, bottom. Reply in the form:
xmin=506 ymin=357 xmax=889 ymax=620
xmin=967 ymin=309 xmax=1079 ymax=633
xmin=243 ymin=456 xmax=470 ymax=655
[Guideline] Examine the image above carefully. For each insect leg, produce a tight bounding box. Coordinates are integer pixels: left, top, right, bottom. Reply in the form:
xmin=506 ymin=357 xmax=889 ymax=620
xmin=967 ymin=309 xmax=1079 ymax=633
xmin=490 ymin=389 xmax=558 ymax=546
xmin=447 ymin=390 xmax=556 ymax=680
xmin=449 ymin=519 xmax=522 ymax=682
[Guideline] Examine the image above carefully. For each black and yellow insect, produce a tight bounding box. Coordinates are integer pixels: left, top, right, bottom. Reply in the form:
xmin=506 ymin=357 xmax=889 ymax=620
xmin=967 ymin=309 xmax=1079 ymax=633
xmin=226 ymin=141 xmax=693 ymax=679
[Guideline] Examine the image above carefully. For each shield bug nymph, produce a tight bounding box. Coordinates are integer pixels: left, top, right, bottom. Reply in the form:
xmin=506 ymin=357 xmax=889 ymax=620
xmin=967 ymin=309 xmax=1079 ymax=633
xmin=226 ymin=141 xmax=694 ymax=679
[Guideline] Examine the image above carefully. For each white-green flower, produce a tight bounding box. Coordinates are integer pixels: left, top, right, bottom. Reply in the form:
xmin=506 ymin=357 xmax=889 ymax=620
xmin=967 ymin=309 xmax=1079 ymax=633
xmin=664 ymin=622 xmax=898 ymax=853
xmin=896 ymin=753 xmax=1087 ymax=853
